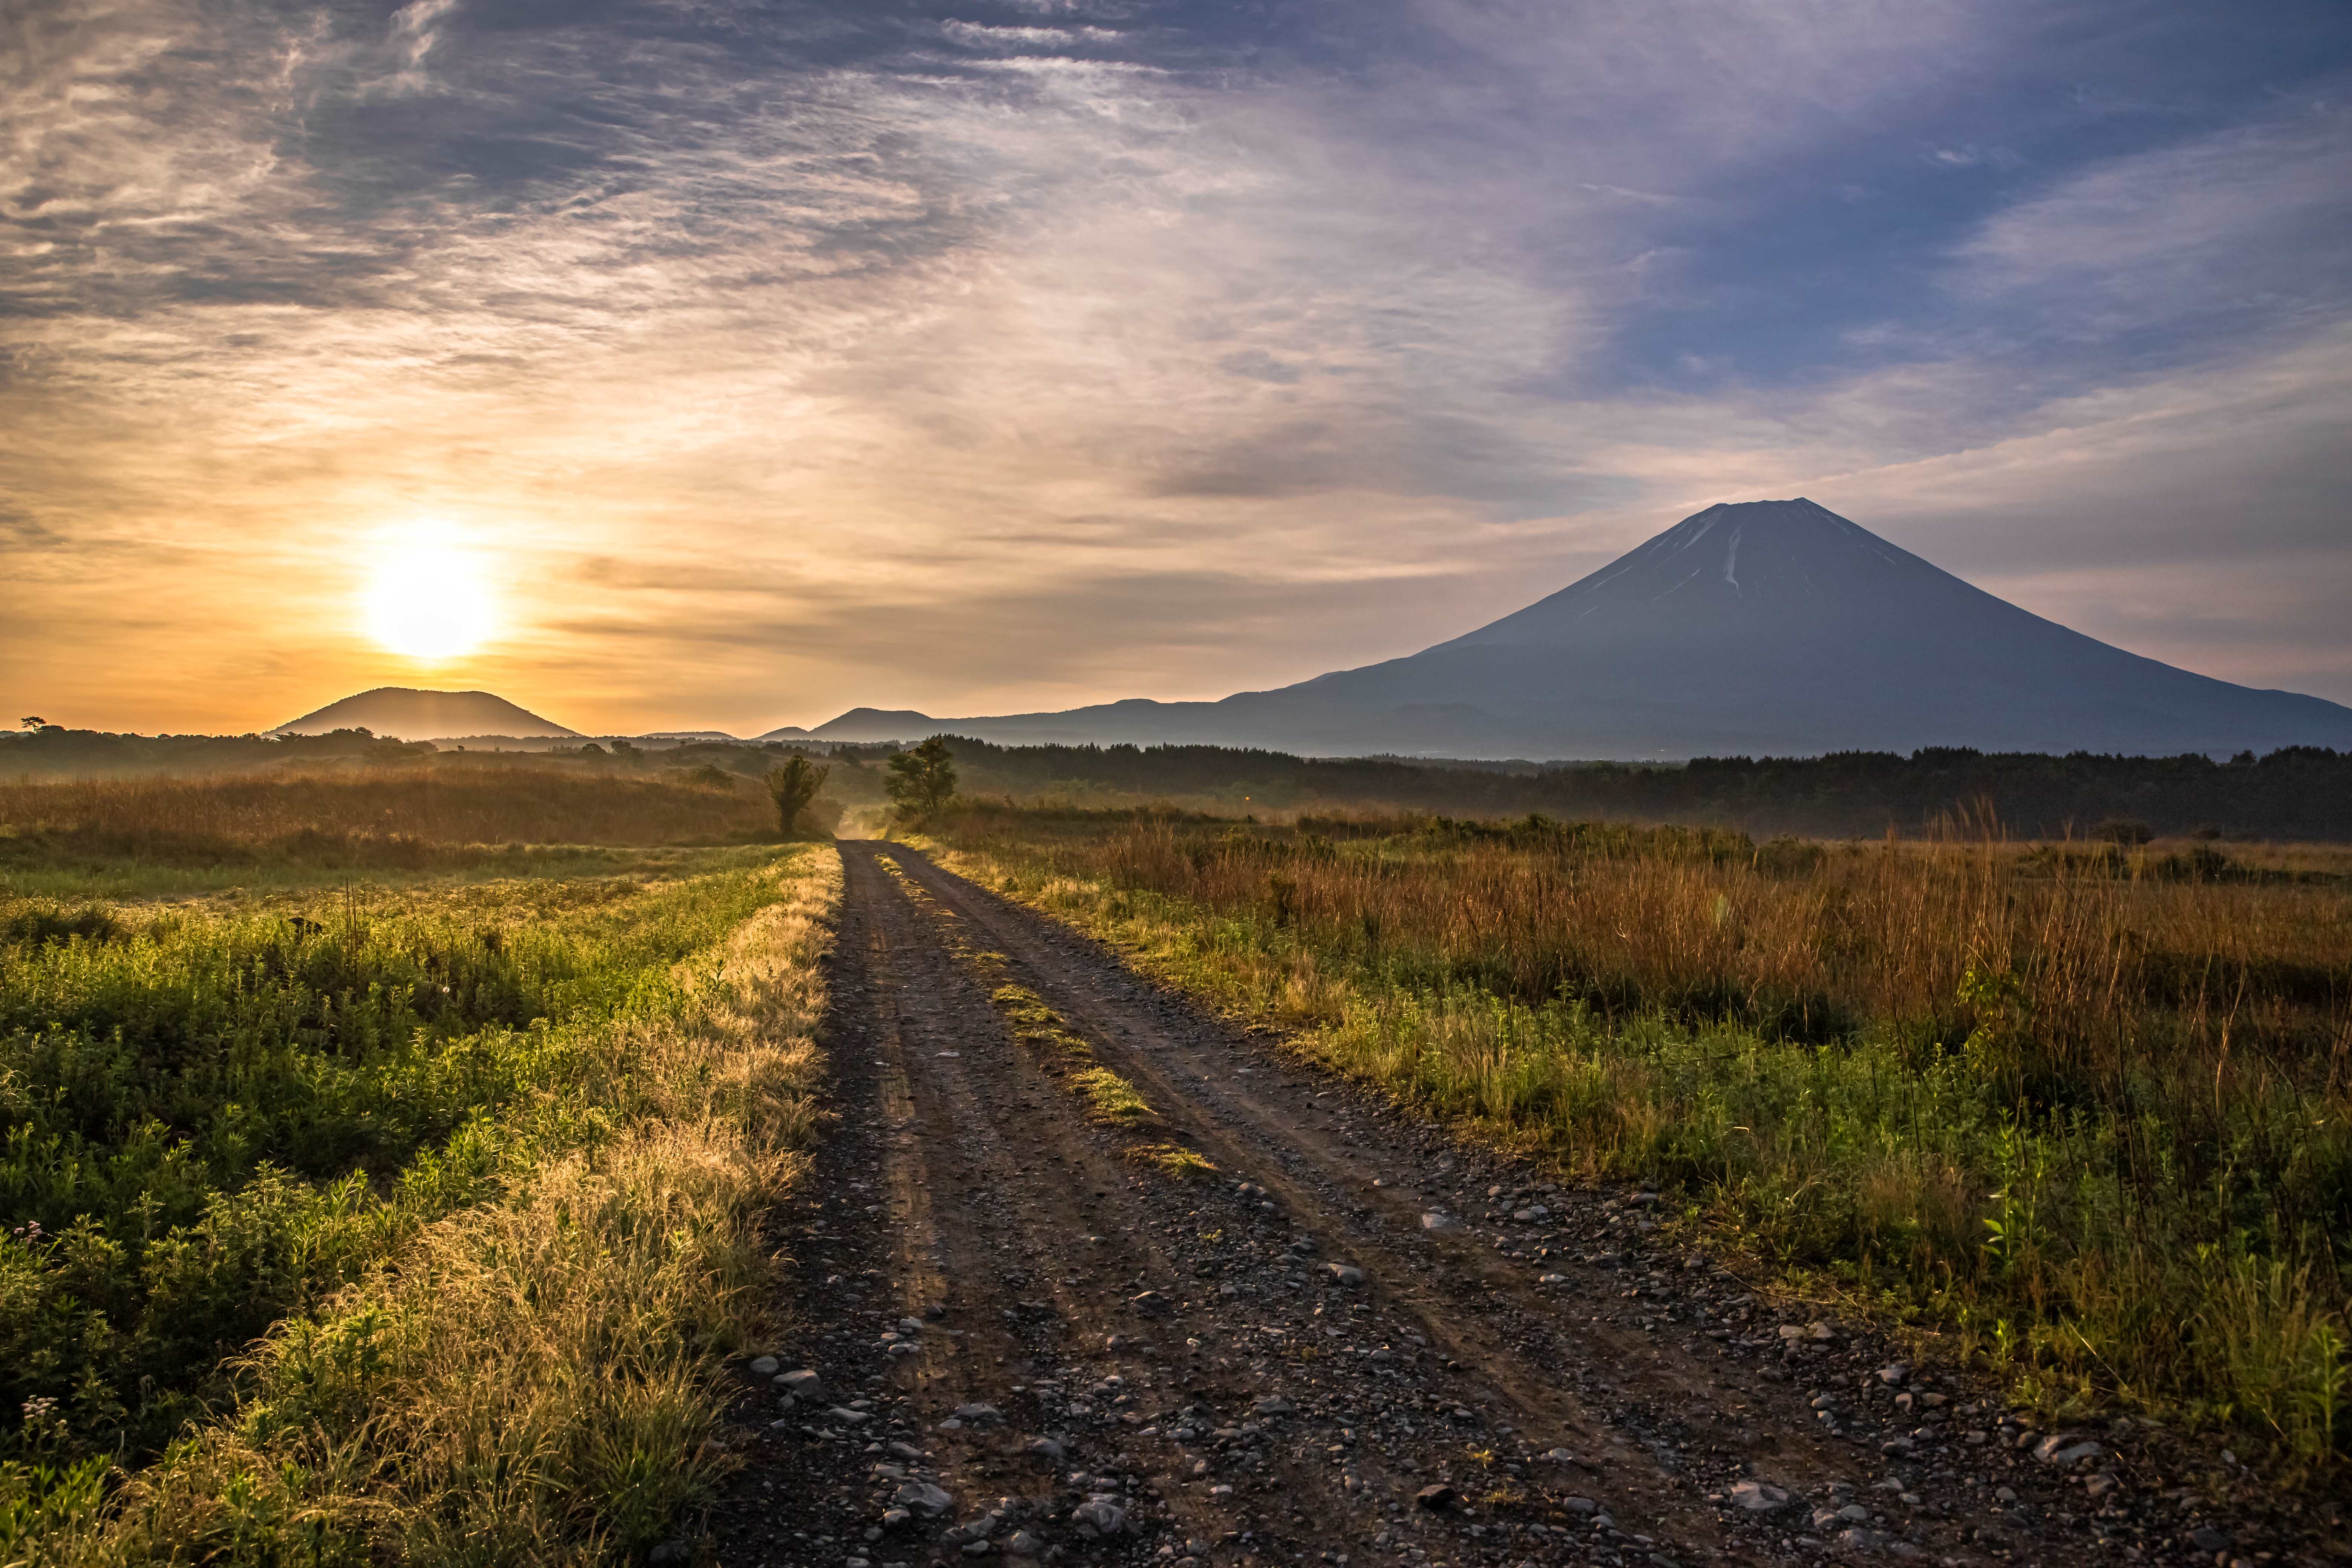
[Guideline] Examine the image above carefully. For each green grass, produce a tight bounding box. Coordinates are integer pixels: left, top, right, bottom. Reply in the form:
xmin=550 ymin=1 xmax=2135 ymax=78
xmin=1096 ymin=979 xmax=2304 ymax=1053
xmin=1071 ymin=1065 xmax=1155 ymax=1127
xmin=926 ymin=810 xmax=2352 ymax=1473
xmin=0 ymin=846 xmax=841 ymax=1563
xmin=0 ymin=843 xmax=779 ymax=903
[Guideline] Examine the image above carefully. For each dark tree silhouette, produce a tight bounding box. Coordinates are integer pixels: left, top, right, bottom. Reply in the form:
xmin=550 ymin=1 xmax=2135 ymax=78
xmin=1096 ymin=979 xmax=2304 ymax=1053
xmin=884 ymin=736 xmax=958 ymax=820
xmin=764 ymin=755 xmax=831 ymax=837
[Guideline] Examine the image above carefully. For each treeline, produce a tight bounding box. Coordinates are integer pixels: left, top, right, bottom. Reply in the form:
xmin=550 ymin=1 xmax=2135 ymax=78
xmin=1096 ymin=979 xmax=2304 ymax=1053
xmin=12 ymin=724 xmax=2351 ymax=839
xmin=0 ymin=726 xmax=822 ymax=781
xmin=939 ymin=738 xmax=2352 ymax=840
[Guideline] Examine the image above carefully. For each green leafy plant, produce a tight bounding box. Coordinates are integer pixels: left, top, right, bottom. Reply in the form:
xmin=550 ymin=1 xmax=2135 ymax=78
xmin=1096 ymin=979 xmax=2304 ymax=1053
xmin=885 ymin=737 xmax=958 ymax=821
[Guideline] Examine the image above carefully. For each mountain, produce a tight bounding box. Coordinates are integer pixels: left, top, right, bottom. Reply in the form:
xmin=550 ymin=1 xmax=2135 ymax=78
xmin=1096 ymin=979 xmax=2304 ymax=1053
xmin=801 ymin=499 xmax=2352 ymax=759
xmin=273 ymin=688 xmax=579 ymax=741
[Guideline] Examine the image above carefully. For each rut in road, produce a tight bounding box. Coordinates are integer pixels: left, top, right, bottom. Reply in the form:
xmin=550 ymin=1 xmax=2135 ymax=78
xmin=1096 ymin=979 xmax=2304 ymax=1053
xmin=702 ymin=841 xmax=2132 ymax=1568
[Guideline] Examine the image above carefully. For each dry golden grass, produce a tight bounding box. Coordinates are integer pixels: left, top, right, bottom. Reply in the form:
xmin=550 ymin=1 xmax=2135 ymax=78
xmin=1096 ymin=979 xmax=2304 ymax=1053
xmin=30 ymin=849 xmax=839 ymax=1566
xmin=0 ymin=766 xmax=775 ymax=865
xmin=928 ymin=807 xmax=2352 ymax=1467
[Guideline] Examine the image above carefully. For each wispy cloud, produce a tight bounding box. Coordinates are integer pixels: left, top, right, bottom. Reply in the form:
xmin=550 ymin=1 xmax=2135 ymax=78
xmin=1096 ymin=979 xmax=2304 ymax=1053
xmin=2 ymin=0 xmax=2348 ymax=733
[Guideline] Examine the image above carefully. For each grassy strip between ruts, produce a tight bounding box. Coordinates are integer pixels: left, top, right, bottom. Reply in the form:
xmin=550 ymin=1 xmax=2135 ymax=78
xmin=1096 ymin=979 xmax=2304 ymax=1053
xmin=915 ymin=823 xmax=2352 ymax=1475
xmin=871 ymin=854 xmax=1211 ymax=1178
xmin=3 ymin=846 xmax=839 ymax=1565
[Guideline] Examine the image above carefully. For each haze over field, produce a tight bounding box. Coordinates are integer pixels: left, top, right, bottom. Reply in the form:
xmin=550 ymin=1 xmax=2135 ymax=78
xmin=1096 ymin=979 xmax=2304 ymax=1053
xmin=5 ymin=1 xmax=2349 ymax=744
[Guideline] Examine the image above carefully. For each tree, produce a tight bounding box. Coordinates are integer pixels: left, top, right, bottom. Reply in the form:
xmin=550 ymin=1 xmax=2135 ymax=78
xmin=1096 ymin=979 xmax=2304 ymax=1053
xmin=19 ymin=717 xmax=43 ymax=730
xmin=764 ymin=755 xmax=831 ymax=838
xmin=885 ymin=736 xmax=957 ymax=820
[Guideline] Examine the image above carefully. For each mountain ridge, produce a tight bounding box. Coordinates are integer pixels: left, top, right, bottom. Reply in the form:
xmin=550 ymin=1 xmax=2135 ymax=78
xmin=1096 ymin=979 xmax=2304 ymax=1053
xmin=797 ymin=499 xmax=2352 ymax=758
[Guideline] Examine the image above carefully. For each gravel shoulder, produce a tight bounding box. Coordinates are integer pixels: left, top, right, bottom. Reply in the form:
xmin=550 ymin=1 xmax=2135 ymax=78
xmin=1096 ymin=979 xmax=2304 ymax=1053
xmin=698 ymin=842 xmax=2331 ymax=1568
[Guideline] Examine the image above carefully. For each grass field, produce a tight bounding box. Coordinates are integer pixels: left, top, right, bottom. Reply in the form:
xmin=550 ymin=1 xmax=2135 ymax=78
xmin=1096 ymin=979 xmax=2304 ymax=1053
xmin=925 ymin=804 xmax=2352 ymax=1470
xmin=0 ymin=772 xmax=839 ymax=1564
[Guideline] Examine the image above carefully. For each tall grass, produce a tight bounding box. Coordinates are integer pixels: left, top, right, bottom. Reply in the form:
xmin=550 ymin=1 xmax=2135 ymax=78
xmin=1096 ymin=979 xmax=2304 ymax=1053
xmin=0 ymin=769 xmax=775 ymax=868
xmin=928 ymin=807 xmax=2352 ymax=1467
xmin=0 ymin=848 xmax=839 ymax=1563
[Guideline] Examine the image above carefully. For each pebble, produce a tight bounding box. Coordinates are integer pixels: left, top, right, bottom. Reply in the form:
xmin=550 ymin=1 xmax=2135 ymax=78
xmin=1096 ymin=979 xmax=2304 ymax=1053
xmin=779 ymin=1369 xmax=830 ymax=1401
xmin=2033 ymin=1434 xmax=2104 ymax=1466
xmin=1414 ymin=1484 xmax=1460 ymax=1510
xmin=748 ymin=1355 xmax=779 ymax=1377
xmin=1727 ymin=1480 xmax=1792 ymax=1513
xmin=892 ymin=1482 xmax=952 ymax=1517
xmin=1324 ymin=1263 xmax=1365 ymax=1287
xmin=1070 ymin=1495 xmax=1128 ymax=1535
xmin=1420 ymin=1211 xmax=1461 ymax=1233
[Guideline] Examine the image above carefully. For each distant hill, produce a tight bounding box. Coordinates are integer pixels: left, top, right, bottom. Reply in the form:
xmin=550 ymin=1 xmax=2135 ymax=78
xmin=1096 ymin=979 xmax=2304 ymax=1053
xmin=273 ymin=688 xmax=579 ymax=741
xmin=796 ymin=499 xmax=2352 ymax=759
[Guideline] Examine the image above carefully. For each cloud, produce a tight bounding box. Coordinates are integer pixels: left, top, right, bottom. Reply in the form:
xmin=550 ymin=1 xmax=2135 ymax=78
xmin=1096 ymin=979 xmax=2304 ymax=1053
xmin=3 ymin=0 xmax=2349 ymax=733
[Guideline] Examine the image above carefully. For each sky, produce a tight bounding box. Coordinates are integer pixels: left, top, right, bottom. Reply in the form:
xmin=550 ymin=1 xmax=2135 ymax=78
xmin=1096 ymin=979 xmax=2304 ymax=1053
xmin=5 ymin=0 xmax=2350 ymax=737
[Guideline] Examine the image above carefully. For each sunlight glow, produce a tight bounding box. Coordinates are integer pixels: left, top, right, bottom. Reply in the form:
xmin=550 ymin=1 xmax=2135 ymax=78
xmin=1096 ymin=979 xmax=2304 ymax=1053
xmin=364 ymin=530 xmax=496 ymax=661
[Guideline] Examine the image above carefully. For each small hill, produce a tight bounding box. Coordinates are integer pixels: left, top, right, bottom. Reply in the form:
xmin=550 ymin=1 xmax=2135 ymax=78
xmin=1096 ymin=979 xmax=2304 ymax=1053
xmin=793 ymin=709 xmax=936 ymax=743
xmin=273 ymin=689 xmax=579 ymax=741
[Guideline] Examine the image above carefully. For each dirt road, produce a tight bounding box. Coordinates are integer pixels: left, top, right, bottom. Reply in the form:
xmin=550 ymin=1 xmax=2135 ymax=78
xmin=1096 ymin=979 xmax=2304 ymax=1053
xmin=699 ymin=842 xmax=2279 ymax=1568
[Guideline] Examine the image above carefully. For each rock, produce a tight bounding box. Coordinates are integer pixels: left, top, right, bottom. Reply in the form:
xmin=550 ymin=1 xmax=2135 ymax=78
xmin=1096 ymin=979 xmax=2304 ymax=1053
xmin=1776 ymin=1325 xmax=1806 ymax=1341
xmin=778 ymin=1369 xmax=829 ymax=1401
xmin=1415 ymin=1484 xmax=1461 ymax=1510
xmin=1025 ymin=1438 xmax=1066 ymax=1461
xmin=1325 ymin=1263 xmax=1365 ymax=1287
xmin=748 ymin=1355 xmax=780 ymax=1377
xmin=2033 ymin=1434 xmax=2103 ymax=1467
xmin=1130 ymin=1291 xmax=1174 ymax=1319
xmin=2188 ymin=1526 xmax=2231 ymax=1553
xmin=893 ymin=1482 xmax=953 ymax=1517
xmin=1253 ymin=1395 xmax=1296 ymax=1417
xmin=1560 ymin=1496 xmax=1599 ymax=1516
xmin=1539 ymin=1272 xmax=1567 ymax=1285
xmin=1004 ymin=1531 xmax=1040 ymax=1556
xmin=1544 ymin=1448 xmax=1576 ymax=1464
xmin=897 ymin=1317 xmax=923 ymax=1335
xmin=925 ymin=1302 xmax=946 ymax=1318
xmin=827 ymin=1407 xmax=872 ymax=1426
xmin=1727 ymin=1480 xmax=1792 ymax=1513
xmin=881 ymin=1508 xmax=911 ymax=1528
xmin=647 ymin=1543 xmax=688 ymax=1565
xmin=952 ymin=1403 xmax=1004 ymax=1426
xmin=1071 ymin=1495 xmax=1128 ymax=1535
xmin=2084 ymin=1473 xmax=2118 ymax=1500
xmin=1421 ymin=1211 xmax=1462 ymax=1233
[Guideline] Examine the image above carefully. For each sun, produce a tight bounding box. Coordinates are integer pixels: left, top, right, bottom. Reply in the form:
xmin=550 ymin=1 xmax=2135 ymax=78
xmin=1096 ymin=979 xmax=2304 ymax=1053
xmin=364 ymin=531 xmax=496 ymax=661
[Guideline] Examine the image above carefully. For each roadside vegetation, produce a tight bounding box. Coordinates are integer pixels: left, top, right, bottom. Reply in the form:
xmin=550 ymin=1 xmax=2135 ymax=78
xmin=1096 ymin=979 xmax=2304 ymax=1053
xmin=871 ymin=852 xmax=1202 ymax=1176
xmin=0 ymin=780 xmax=840 ymax=1563
xmin=925 ymin=804 xmax=2352 ymax=1470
